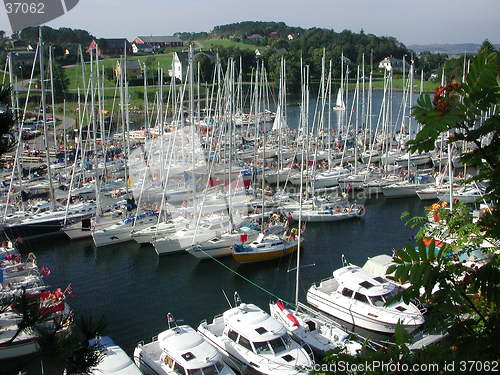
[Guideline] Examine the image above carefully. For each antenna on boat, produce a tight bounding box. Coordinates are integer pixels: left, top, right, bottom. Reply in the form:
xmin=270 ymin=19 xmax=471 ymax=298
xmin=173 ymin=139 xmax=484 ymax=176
xmin=234 ymin=291 xmax=242 ymax=307
xmin=166 ymin=312 xmax=177 ymax=329
xmin=222 ymin=289 xmax=232 ymax=308
xmin=341 ymin=254 xmax=348 ymax=267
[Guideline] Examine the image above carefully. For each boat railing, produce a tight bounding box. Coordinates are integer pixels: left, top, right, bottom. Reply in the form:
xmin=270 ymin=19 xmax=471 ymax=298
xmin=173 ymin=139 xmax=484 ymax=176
xmin=297 ymin=302 xmax=386 ymax=351
xmin=411 ymin=298 xmax=428 ymax=314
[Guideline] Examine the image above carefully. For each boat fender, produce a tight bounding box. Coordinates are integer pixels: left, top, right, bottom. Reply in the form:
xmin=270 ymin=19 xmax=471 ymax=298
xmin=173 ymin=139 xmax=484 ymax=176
xmin=275 ymin=301 xmax=299 ymax=327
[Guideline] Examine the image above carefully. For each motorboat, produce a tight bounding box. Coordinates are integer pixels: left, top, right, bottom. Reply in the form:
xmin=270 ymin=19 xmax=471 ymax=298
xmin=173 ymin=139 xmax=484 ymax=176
xmin=306 ymin=264 xmax=425 ymax=334
xmin=134 ymin=315 xmax=234 ymax=375
xmin=198 ymin=294 xmax=313 ymax=375
xmin=89 ymin=336 xmax=142 ymax=375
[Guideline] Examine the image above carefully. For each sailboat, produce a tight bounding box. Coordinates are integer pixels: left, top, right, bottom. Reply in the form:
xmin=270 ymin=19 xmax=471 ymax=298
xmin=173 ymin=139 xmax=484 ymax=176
xmin=332 ymin=88 xmax=345 ymax=111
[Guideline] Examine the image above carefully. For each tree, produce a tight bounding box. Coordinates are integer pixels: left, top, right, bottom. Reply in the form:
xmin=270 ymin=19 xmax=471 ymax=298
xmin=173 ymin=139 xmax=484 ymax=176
xmin=48 ymin=62 xmax=69 ymax=102
xmin=320 ymin=48 xmax=499 ymax=375
xmin=410 ymin=49 xmax=499 ymax=236
xmin=0 ymin=87 xmax=16 ymax=156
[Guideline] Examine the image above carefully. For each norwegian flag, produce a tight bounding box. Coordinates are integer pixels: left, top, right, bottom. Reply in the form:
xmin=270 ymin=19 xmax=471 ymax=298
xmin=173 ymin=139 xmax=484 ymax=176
xmin=40 ymin=266 xmax=52 ymax=277
xmin=64 ymin=283 xmax=74 ymax=297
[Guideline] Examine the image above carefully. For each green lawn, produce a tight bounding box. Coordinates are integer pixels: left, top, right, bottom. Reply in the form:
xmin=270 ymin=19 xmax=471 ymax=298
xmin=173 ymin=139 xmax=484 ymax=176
xmin=64 ymin=53 xmax=174 ymax=90
xmin=346 ymin=77 xmax=439 ymax=93
xmin=198 ymin=39 xmax=259 ymax=52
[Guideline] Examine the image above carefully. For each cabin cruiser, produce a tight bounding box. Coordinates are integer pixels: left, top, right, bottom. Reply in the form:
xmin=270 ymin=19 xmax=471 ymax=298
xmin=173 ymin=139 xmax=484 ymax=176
xmin=198 ymin=294 xmax=313 ymax=375
xmin=134 ymin=315 xmax=234 ymax=375
xmin=306 ymin=264 xmax=425 ymax=334
xmin=88 ymin=336 xmax=142 ymax=375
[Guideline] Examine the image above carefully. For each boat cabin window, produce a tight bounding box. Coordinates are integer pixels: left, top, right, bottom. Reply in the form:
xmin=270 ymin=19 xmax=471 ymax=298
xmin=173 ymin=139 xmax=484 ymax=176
xmin=227 ymin=329 xmax=238 ymax=342
xmin=189 ymin=364 xmax=219 ymax=375
xmin=238 ymin=335 xmax=253 ymax=351
xmin=173 ymin=362 xmax=186 ymax=375
xmin=353 ymin=292 xmax=369 ymax=304
xmin=374 ymin=276 xmax=387 ymax=284
xmin=370 ymin=295 xmax=386 ymax=307
xmin=342 ymin=288 xmax=353 ymax=298
xmin=163 ymin=354 xmax=174 ymax=368
xmin=359 ymin=280 xmax=375 ymax=289
xmin=253 ymin=340 xmax=272 ymax=354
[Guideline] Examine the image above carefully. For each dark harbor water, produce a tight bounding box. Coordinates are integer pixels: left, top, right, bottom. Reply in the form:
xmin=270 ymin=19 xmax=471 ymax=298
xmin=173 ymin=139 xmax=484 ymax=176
xmin=5 ymin=195 xmax=426 ymax=374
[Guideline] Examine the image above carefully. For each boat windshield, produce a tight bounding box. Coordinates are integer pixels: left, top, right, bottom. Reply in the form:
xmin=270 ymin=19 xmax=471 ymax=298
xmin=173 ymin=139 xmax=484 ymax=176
xmin=370 ymin=295 xmax=385 ymax=307
xmin=370 ymin=288 xmax=400 ymax=307
xmin=253 ymin=334 xmax=292 ymax=355
xmin=254 ymin=340 xmax=272 ymax=354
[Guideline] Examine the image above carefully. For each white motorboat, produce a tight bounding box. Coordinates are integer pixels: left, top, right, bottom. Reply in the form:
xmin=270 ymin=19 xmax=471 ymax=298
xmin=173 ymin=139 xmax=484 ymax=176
xmin=88 ymin=336 xmax=142 ymax=375
xmin=198 ymin=295 xmax=313 ymax=375
xmin=134 ymin=316 xmax=234 ymax=375
xmin=306 ymin=264 xmax=425 ymax=334
xmin=92 ymin=211 xmax=158 ymax=247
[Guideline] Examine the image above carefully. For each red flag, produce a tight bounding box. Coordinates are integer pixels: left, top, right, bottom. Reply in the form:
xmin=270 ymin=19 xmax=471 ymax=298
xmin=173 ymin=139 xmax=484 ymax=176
xmin=64 ymin=283 xmax=74 ymax=297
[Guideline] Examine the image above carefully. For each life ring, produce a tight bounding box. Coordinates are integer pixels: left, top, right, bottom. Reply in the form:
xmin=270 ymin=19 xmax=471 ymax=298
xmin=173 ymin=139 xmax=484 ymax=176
xmin=275 ymin=301 xmax=299 ymax=327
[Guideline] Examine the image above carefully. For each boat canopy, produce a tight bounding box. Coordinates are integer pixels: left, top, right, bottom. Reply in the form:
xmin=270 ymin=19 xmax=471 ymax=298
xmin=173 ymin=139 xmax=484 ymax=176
xmin=333 ymin=265 xmax=396 ymax=297
xmin=223 ymin=303 xmax=286 ymax=342
xmin=158 ymin=325 xmax=220 ymax=370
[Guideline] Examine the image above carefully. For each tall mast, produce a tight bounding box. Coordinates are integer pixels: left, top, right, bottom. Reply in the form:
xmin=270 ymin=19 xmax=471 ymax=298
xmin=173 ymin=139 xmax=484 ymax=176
xmin=39 ymin=28 xmax=56 ymax=210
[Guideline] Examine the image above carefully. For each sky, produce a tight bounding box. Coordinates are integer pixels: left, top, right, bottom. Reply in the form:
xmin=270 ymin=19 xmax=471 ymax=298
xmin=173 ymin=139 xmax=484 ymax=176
xmin=0 ymin=0 xmax=499 ymax=45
